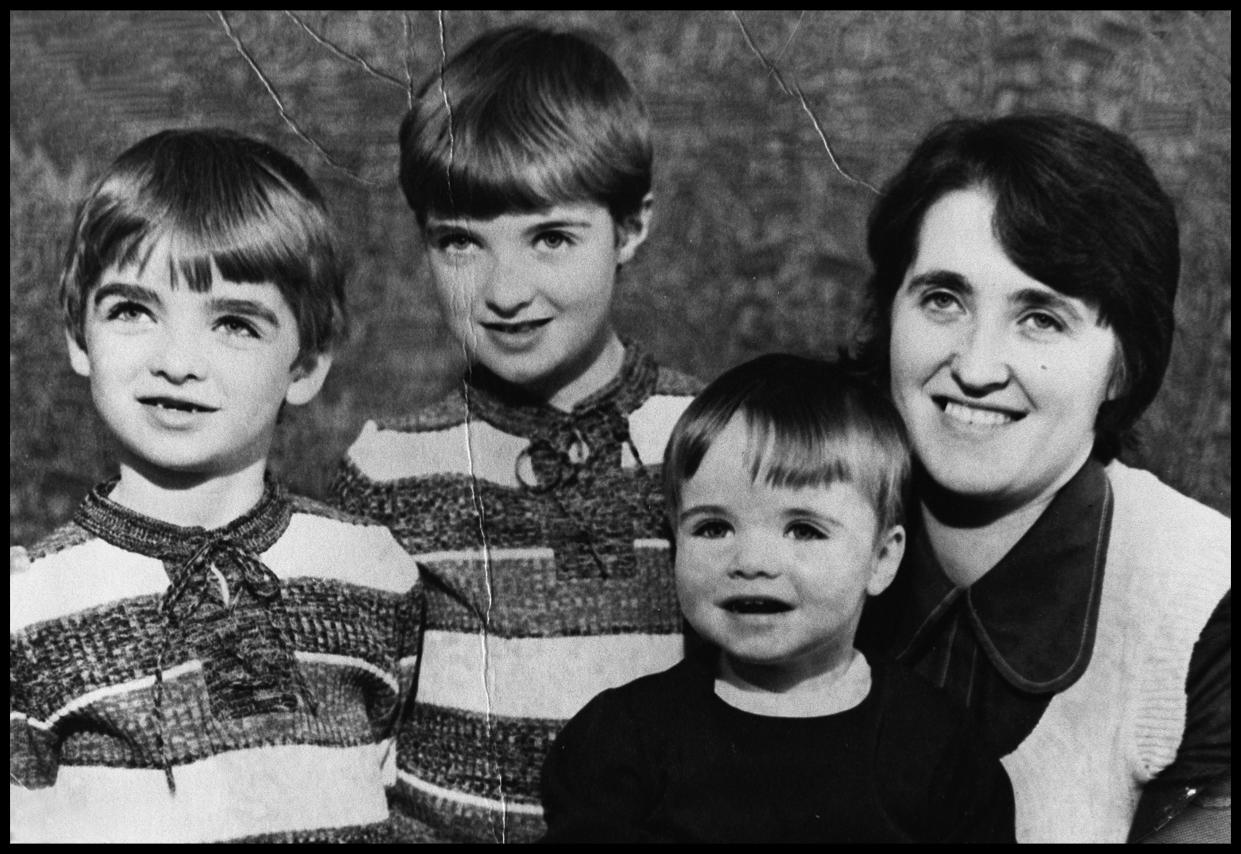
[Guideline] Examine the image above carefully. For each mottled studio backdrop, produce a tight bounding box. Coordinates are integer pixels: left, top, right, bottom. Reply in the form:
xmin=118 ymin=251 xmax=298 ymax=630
xmin=9 ymin=10 xmax=1232 ymax=546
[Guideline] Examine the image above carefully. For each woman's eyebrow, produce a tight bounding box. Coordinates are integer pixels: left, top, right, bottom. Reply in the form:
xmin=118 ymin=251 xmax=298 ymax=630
xmin=1010 ymin=288 xmax=1085 ymax=323
xmin=906 ymin=270 xmax=970 ymax=293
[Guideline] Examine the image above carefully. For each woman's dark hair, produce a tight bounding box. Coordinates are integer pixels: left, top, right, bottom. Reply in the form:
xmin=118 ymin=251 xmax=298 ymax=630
xmin=856 ymin=111 xmax=1180 ymax=462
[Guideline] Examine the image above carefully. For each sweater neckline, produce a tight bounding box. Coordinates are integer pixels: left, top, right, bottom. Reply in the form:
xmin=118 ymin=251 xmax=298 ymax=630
xmin=461 ymin=339 xmax=658 ymax=435
xmin=74 ymin=475 xmax=292 ymax=561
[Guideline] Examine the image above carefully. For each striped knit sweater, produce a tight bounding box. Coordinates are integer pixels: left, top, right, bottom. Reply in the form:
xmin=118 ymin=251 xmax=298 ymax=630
xmin=9 ymin=477 xmax=422 ymax=843
xmin=331 ymin=342 xmax=701 ymax=843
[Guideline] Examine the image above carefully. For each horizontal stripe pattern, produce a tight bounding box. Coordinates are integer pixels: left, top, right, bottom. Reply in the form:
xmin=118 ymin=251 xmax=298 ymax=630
xmin=12 ymin=578 xmax=418 ymax=721
xmin=10 ymin=742 xmax=390 ymax=843
xmin=418 ymin=544 xmax=682 ymax=636
xmin=12 ymin=509 xmax=420 ymax=634
xmin=329 ymin=351 xmax=699 ymax=842
xmin=347 ymin=418 xmax=531 ymax=486
xmin=393 ymin=769 xmax=548 ymax=844
xmin=399 ymin=703 xmax=557 ymax=801
xmin=11 ymin=500 xmax=422 ymax=842
xmin=10 ymin=537 xmax=168 ymax=633
xmin=417 ymin=630 xmax=686 ymax=719
xmin=11 ymin=657 xmax=413 ymax=780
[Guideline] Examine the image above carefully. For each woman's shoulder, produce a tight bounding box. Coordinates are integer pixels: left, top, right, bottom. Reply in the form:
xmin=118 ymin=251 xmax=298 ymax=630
xmin=1105 ymin=460 xmax=1230 ymax=529
xmin=1105 ymin=461 xmax=1230 ymax=573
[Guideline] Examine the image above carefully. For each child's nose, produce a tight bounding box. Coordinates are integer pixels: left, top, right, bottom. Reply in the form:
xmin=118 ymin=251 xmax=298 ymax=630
xmin=482 ymin=253 xmax=537 ymax=316
xmin=726 ymin=533 xmax=779 ymax=579
xmin=149 ymin=327 xmax=206 ymax=383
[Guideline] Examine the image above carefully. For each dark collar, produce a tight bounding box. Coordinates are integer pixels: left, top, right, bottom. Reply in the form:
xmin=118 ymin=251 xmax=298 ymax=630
xmin=462 ymin=339 xmax=658 ymax=435
xmin=74 ymin=475 xmax=292 ymax=562
xmin=897 ymin=458 xmax=1113 ymax=693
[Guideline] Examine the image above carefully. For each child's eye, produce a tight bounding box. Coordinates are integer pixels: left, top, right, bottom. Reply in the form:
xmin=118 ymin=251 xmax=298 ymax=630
xmin=786 ymin=522 xmax=827 ymax=541
xmin=435 ymin=233 xmax=478 ymax=254
xmin=690 ymin=520 xmax=732 ymax=539
xmin=216 ymin=315 xmax=261 ymax=338
xmin=103 ymin=300 xmax=153 ymax=324
xmin=535 ymin=230 xmax=575 ymax=251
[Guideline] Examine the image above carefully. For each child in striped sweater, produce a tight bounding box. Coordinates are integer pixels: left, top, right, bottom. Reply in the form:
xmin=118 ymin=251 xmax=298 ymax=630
xmin=331 ymin=25 xmax=700 ymax=842
xmin=9 ymin=128 xmax=422 ymax=842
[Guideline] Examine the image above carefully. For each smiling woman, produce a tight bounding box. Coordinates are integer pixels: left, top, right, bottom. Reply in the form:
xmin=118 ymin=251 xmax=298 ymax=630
xmin=855 ymin=112 xmax=1231 ymax=844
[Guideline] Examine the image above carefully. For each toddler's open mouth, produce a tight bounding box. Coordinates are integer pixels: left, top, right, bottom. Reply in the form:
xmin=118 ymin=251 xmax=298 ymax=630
xmin=722 ymin=597 xmax=792 ymax=614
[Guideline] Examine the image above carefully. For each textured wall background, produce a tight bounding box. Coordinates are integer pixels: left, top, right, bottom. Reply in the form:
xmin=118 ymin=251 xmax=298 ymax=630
xmin=10 ymin=10 xmax=1231 ymax=546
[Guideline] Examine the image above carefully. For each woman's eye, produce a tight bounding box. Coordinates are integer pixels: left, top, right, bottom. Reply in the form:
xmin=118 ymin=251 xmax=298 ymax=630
xmin=922 ymin=291 xmax=962 ymax=313
xmin=1022 ymin=311 xmax=1064 ymax=333
xmin=691 ymin=520 xmax=732 ymax=539
xmin=786 ymin=522 xmax=827 ymax=541
xmin=217 ymin=316 xmax=260 ymax=338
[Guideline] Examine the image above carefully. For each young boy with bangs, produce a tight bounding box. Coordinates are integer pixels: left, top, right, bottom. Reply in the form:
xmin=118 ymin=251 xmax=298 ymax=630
xmin=541 ymin=354 xmax=1016 ymax=842
xmin=330 ymin=25 xmax=701 ymax=843
xmin=9 ymin=129 xmax=421 ymax=843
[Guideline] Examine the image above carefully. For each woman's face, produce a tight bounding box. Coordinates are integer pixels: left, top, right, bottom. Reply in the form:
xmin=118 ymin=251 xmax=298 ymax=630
xmin=889 ymin=187 xmax=1120 ymax=510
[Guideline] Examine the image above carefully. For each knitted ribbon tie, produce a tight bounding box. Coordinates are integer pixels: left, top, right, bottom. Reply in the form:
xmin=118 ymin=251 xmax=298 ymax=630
xmin=514 ymin=405 xmax=653 ymax=580
xmin=151 ymin=533 xmax=317 ymax=793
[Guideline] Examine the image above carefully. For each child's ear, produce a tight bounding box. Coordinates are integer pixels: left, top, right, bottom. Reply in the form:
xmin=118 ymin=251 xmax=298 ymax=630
xmin=285 ymin=351 xmax=333 ymax=406
xmin=615 ymin=193 xmax=655 ymax=266
xmin=866 ymin=524 xmax=905 ymax=596
xmin=66 ymin=328 xmax=91 ymax=378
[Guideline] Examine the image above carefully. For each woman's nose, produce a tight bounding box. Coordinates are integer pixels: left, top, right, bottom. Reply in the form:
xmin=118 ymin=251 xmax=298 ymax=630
xmin=949 ymin=321 xmax=1011 ymax=393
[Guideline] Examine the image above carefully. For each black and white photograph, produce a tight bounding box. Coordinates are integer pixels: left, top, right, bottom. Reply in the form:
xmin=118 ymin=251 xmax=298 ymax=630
xmin=10 ymin=10 xmax=1230 ymax=844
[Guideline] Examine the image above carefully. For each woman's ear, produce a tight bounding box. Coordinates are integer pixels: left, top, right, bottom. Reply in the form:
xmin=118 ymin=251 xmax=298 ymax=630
xmin=1105 ymin=341 xmax=1128 ymax=402
xmin=616 ymin=193 xmax=654 ymax=266
xmin=867 ymin=525 xmax=905 ymax=596
xmin=285 ymin=351 xmax=333 ymax=407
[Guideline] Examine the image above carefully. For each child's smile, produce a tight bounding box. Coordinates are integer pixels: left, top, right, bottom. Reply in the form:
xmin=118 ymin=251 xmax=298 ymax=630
xmin=674 ymin=416 xmax=902 ymax=687
xmin=68 ymin=235 xmax=329 ymax=483
xmin=424 ymin=201 xmax=648 ymax=410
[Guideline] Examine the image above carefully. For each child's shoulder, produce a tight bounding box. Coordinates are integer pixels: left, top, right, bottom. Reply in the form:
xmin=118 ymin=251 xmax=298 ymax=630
xmin=11 ymin=519 xmax=152 ymax=636
xmin=650 ymin=362 xmax=705 ymax=398
xmin=14 ymin=518 xmax=96 ymax=567
xmin=576 ymin=658 xmax=701 ymax=724
xmin=371 ymin=388 xmax=469 ymax=435
xmin=265 ymin=490 xmax=421 ymax=592
xmin=283 ymin=491 xmax=410 ymax=554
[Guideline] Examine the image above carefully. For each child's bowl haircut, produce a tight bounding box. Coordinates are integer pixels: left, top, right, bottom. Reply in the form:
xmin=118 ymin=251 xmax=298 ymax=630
xmin=398 ymin=25 xmax=652 ymax=228
xmin=60 ymin=128 xmax=346 ymax=369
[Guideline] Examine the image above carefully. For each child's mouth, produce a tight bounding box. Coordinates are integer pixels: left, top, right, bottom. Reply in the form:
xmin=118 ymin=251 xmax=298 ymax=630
xmin=482 ymin=319 xmax=551 ymax=335
xmin=140 ymin=397 xmax=215 ymax=413
xmin=722 ymin=597 xmax=792 ymax=614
